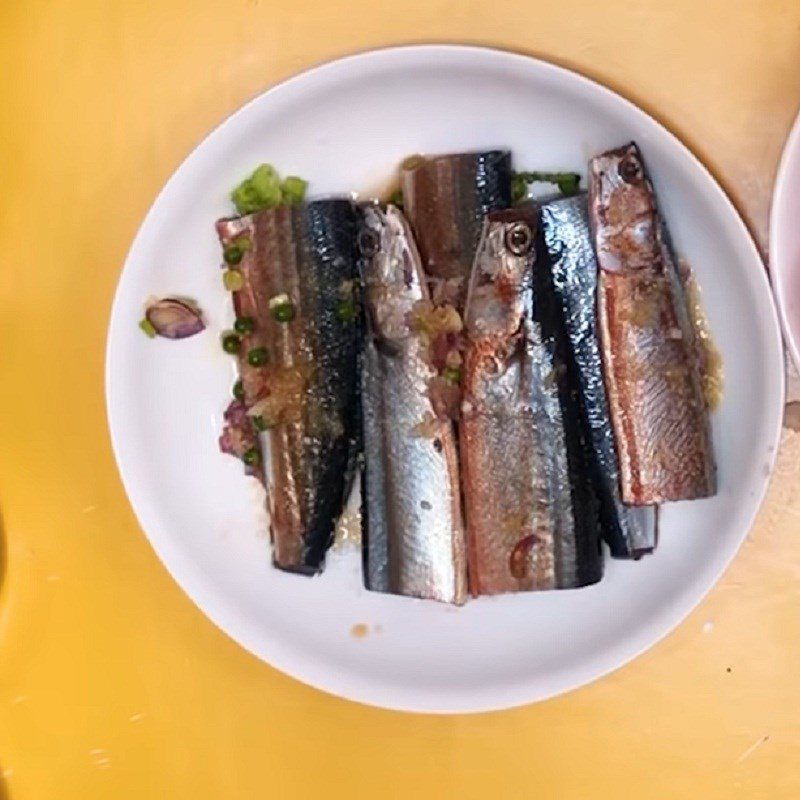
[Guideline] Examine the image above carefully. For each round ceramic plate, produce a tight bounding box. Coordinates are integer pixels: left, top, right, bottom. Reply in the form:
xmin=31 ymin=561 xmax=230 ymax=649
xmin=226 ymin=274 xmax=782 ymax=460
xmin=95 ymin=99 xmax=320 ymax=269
xmin=106 ymin=45 xmax=784 ymax=713
xmin=770 ymin=108 xmax=800 ymax=369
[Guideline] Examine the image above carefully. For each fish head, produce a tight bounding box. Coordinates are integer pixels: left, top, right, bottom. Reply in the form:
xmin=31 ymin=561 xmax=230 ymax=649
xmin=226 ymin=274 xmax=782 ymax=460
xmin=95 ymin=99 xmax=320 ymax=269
xmin=464 ymin=208 xmax=536 ymax=339
xmin=589 ymin=142 xmax=659 ymax=272
xmin=359 ymin=204 xmax=426 ymax=342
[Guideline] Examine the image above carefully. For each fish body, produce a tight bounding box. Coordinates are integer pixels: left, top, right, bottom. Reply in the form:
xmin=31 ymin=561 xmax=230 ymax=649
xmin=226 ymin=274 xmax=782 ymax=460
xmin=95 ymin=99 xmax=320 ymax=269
xmin=461 ymin=208 xmax=602 ymax=595
xmin=360 ymin=204 xmax=467 ymax=604
xmin=537 ymin=194 xmax=655 ymax=558
xmin=588 ymin=143 xmax=715 ymax=504
xmin=216 ymin=199 xmax=361 ymax=574
xmin=401 ymin=151 xmax=512 ymax=307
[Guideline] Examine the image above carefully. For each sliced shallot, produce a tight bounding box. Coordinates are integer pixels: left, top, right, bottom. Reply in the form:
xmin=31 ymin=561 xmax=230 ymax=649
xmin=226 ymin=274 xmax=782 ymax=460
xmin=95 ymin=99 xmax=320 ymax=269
xmin=145 ymin=298 xmax=205 ymax=339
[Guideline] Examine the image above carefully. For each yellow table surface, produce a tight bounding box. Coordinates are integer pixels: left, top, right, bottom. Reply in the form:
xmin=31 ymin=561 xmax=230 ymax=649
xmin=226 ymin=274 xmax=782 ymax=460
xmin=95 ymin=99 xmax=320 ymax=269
xmin=2 ymin=1 xmax=800 ymax=797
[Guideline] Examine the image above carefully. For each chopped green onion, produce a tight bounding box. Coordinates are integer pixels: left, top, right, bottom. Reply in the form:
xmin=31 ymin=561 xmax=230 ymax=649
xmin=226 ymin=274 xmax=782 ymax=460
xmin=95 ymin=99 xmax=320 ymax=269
xmin=232 ymin=379 xmax=244 ymax=400
xmin=249 ymin=165 xmax=282 ymax=205
xmin=247 ymin=346 xmax=268 ymax=366
xmin=231 ymin=164 xmax=310 ymax=213
xmin=269 ymin=293 xmax=295 ymax=322
xmin=387 ymin=188 xmax=404 ymax=209
xmin=271 ymin=303 xmax=295 ymax=323
xmin=231 ymin=164 xmax=283 ymax=214
xmin=335 ymin=299 xmax=356 ymax=323
xmin=511 ymin=171 xmax=582 ymax=203
xmin=223 ymin=269 xmax=244 ymax=291
xmin=223 ymin=245 xmax=243 ymax=265
xmin=242 ymin=447 xmax=260 ymax=466
xmin=510 ymin=174 xmax=528 ymax=204
xmin=442 ymin=365 xmax=462 ymax=384
xmin=234 ymin=316 xmax=255 ymax=335
xmin=221 ymin=332 xmax=241 ymax=354
xmin=230 ymin=182 xmax=261 ymax=215
xmin=252 ymin=415 xmax=269 ymax=432
xmin=281 ymin=176 xmax=307 ymax=205
xmin=223 ymin=237 xmax=252 ymax=265
xmin=554 ymin=173 xmax=581 ymax=195
xmin=139 ymin=318 xmax=157 ymax=338
xmin=402 ymin=154 xmax=425 ymax=171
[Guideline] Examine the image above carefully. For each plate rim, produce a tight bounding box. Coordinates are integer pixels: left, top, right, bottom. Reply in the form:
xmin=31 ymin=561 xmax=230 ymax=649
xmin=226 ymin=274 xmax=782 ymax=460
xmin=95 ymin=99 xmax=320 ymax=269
xmin=105 ymin=43 xmax=785 ymax=714
xmin=769 ymin=105 xmax=800 ymax=370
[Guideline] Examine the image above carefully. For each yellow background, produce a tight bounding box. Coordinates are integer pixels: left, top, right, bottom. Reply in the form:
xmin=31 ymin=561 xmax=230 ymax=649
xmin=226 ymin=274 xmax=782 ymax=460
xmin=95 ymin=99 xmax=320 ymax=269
xmin=2 ymin=1 xmax=799 ymax=797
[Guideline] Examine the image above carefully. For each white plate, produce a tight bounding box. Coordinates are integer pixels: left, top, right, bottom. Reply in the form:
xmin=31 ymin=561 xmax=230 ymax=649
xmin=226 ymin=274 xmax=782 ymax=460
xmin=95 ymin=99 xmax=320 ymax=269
xmin=106 ymin=45 xmax=784 ymax=713
xmin=770 ymin=107 xmax=800 ymax=369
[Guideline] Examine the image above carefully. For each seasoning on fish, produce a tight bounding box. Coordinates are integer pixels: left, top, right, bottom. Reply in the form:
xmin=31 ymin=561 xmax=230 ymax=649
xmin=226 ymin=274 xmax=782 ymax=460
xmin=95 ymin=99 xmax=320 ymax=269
xmin=537 ymin=194 xmax=655 ymax=558
xmin=681 ymin=260 xmax=724 ymax=412
xmin=216 ymin=199 xmax=361 ymax=574
xmin=401 ymin=151 xmax=512 ymax=308
xmin=460 ymin=208 xmax=603 ymax=595
xmin=360 ymin=204 xmax=467 ymax=604
xmin=588 ymin=143 xmax=716 ymax=504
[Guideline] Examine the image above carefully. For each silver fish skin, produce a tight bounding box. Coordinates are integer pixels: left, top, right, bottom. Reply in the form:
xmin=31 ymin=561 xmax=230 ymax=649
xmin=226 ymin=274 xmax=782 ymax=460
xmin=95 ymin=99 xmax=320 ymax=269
xmin=588 ymin=143 xmax=716 ymax=504
xmin=360 ymin=204 xmax=467 ymax=604
xmin=216 ymin=200 xmax=361 ymax=575
xmin=537 ymin=194 xmax=655 ymax=558
xmin=461 ymin=208 xmax=602 ymax=595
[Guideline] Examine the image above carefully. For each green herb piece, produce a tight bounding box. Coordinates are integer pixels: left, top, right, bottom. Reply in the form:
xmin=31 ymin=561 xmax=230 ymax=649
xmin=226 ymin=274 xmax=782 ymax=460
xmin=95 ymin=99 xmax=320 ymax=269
xmin=269 ymin=294 xmax=295 ymax=322
xmin=387 ymin=188 xmax=403 ymax=209
xmin=232 ymin=379 xmax=245 ymax=400
xmin=510 ymin=171 xmax=582 ymax=203
xmin=234 ymin=316 xmax=255 ymax=335
xmin=335 ymin=299 xmax=356 ymax=323
xmin=553 ymin=173 xmax=581 ymax=195
xmin=402 ymin=154 xmax=425 ymax=171
xmin=271 ymin=303 xmax=295 ymax=323
xmin=223 ymin=269 xmax=244 ymax=291
xmin=223 ymin=244 xmax=243 ymax=265
xmin=221 ymin=332 xmax=241 ymax=354
xmin=249 ymin=165 xmax=282 ymax=206
xmin=510 ymin=173 xmax=528 ymax=204
xmin=442 ymin=365 xmax=462 ymax=384
xmin=247 ymin=346 xmax=268 ymax=366
xmin=231 ymin=164 xmax=283 ymax=214
xmin=139 ymin=318 xmax=157 ymax=338
xmin=251 ymin=415 xmax=269 ymax=432
xmin=281 ymin=176 xmax=307 ymax=205
xmin=230 ymin=182 xmax=261 ymax=215
xmin=242 ymin=447 xmax=261 ymax=466
xmin=223 ymin=237 xmax=252 ymax=265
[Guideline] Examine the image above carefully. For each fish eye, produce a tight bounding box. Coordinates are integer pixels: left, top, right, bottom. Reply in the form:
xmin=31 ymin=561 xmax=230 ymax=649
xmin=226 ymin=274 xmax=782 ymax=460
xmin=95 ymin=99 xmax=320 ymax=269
xmin=618 ymin=155 xmax=643 ymax=184
xmin=357 ymin=228 xmax=380 ymax=257
xmin=505 ymin=222 xmax=532 ymax=256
